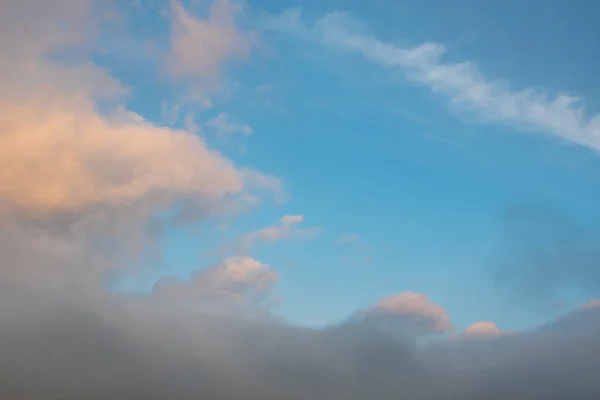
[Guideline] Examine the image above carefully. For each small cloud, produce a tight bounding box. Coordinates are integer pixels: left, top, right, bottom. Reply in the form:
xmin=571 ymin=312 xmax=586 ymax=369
xmin=463 ymin=321 xmax=503 ymax=338
xmin=281 ymin=214 xmax=304 ymax=225
xmin=238 ymin=214 xmax=321 ymax=254
xmin=362 ymin=292 xmax=454 ymax=337
xmin=241 ymin=169 xmax=289 ymax=205
xmin=337 ymin=233 xmax=360 ymax=244
xmin=206 ymin=112 xmax=253 ymax=137
xmin=184 ymin=112 xmax=200 ymax=135
xmin=153 ymin=256 xmax=278 ymax=308
xmin=160 ymin=102 xmax=181 ymax=126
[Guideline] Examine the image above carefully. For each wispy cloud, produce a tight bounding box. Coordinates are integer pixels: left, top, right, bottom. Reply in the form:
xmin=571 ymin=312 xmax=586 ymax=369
xmin=337 ymin=233 xmax=360 ymax=244
xmin=207 ymin=112 xmax=253 ymax=137
xmin=239 ymin=214 xmax=321 ymax=253
xmin=167 ymin=0 xmax=253 ymax=81
xmin=266 ymin=9 xmax=600 ymax=153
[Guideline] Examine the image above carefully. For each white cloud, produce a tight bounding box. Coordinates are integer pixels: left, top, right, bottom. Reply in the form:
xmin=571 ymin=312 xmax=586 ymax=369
xmin=207 ymin=112 xmax=253 ymax=137
xmin=268 ymin=10 xmax=600 ymax=153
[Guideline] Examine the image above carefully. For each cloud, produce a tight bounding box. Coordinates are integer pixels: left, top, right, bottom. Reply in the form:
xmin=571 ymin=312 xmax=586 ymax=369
xmin=207 ymin=112 xmax=253 ymax=137
xmin=280 ymin=214 xmax=304 ymax=225
xmin=153 ymin=256 xmax=279 ymax=311
xmin=0 ymin=0 xmax=281 ymax=219
xmin=167 ymin=0 xmax=253 ymax=80
xmin=239 ymin=214 xmax=321 ymax=253
xmin=267 ymin=10 xmax=600 ymax=154
xmin=462 ymin=321 xmax=505 ymax=338
xmin=494 ymin=206 xmax=600 ymax=304
xmin=0 ymin=0 xmax=281 ymax=291
xmin=4 ymin=2 xmax=600 ymax=398
xmin=3 ymin=287 xmax=600 ymax=399
xmin=362 ymin=292 xmax=454 ymax=337
xmin=583 ymin=299 xmax=600 ymax=310
xmin=337 ymin=233 xmax=360 ymax=243
xmin=0 ymin=105 xmax=245 ymax=216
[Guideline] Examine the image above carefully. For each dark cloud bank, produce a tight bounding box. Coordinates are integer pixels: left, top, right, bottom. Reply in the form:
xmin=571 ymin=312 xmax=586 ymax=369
xmin=1 ymin=273 xmax=600 ymax=399
xmin=1 ymin=203 xmax=597 ymax=400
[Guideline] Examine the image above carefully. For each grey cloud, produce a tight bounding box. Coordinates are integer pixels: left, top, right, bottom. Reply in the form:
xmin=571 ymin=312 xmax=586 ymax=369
xmin=2 ymin=275 xmax=600 ymax=399
xmin=494 ymin=205 xmax=600 ymax=303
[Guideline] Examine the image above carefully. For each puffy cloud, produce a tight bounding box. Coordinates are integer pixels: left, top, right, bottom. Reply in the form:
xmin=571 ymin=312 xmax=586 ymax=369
xmin=0 ymin=0 xmax=280 ymax=293
xmin=0 ymin=105 xmax=243 ymax=216
xmin=462 ymin=321 xmax=504 ymax=338
xmin=0 ymin=0 xmax=270 ymax=219
xmin=364 ymin=292 xmax=454 ymax=337
xmin=167 ymin=0 xmax=253 ymax=80
xmin=153 ymin=256 xmax=278 ymax=308
xmin=0 ymin=0 xmax=285 ymax=222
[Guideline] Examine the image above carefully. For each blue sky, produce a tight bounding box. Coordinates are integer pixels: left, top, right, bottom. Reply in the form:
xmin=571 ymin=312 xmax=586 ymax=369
xmin=97 ymin=0 xmax=600 ymax=333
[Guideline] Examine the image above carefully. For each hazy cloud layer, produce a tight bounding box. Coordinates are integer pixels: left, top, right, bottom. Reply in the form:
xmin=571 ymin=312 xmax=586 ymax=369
xmin=153 ymin=256 xmax=279 ymax=309
xmin=494 ymin=206 xmax=600 ymax=303
xmin=2 ymin=291 xmax=600 ymax=399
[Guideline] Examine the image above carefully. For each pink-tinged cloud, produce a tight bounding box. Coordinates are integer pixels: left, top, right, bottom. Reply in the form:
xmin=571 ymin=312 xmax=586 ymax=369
xmin=0 ymin=0 xmax=279 ymax=217
xmin=153 ymin=257 xmax=278 ymax=307
xmin=240 ymin=215 xmax=320 ymax=252
xmin=168 ymin=0 xmax=254 ymax=80
xmin=0 ymin=105 xmax=243 ymax=215
xmin=366 ymin=292 xmax=454 ymax=336
xmin=463 ymin=321 xmax=503 ymax=337
xmin=581 ymin=299 xmax=600 ymax=309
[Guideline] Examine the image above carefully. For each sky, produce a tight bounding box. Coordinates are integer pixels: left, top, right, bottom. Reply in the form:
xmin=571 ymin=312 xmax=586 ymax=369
xmin=101 ymin=0 xmax=600 ymax=331
xmin=2 ymin=0 xmax=600 ymax=398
